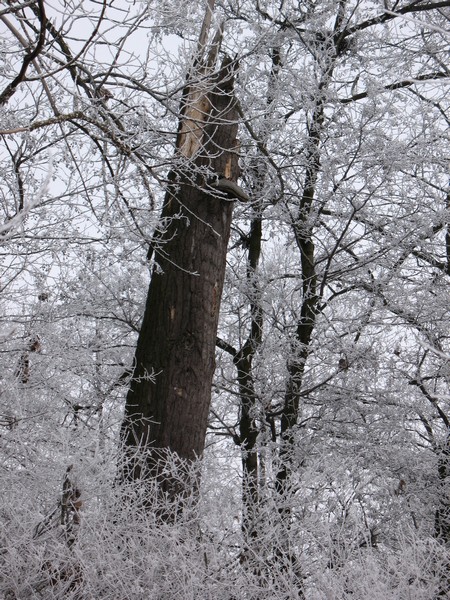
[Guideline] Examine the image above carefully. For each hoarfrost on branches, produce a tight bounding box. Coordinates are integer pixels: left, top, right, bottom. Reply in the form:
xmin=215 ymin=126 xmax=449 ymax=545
xmin=0 ymin=0 xmax=449 ymax=597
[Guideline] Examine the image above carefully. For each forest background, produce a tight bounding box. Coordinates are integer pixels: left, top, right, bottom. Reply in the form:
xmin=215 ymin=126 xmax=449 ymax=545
xmin=0 ymin=0 xmax=449 ymax=598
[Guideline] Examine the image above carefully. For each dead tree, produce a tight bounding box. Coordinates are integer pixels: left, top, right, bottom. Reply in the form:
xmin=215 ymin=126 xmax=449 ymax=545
xmin=120 ymin=2 xmax=243 ymax=508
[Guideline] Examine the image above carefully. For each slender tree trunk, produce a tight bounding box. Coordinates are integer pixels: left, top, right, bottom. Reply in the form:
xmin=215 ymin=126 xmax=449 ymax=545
xmin=435 ymin=434 xmax=450 ymax=597
xmin=275 ymin=100 xmax=322 ymax=500
xmin=275 ymin=11 xmax=344 ymax=502
xmin=272 ymin=63 xmax=332 ymax=600
xmin=120 ymin=49 xmax=240 ymax=504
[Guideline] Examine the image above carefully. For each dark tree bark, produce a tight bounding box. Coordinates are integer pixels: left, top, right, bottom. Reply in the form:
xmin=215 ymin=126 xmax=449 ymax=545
xmin=120 ymin=55 xmax=241 ymax=502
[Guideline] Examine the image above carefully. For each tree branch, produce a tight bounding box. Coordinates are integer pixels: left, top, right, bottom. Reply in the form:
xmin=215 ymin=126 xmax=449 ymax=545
xmin=0 ymin=0 xmax=47 ymax=105
xmin=339 ymin=72 xmax=448 ymax=104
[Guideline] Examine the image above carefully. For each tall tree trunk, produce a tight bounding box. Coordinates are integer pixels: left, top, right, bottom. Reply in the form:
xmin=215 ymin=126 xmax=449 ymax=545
xmin=120 ymin=41 xmax=240 ymax=503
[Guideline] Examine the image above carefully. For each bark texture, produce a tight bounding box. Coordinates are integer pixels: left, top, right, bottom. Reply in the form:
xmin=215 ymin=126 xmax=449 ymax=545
xmin=121 ymin=57 xmax=240 ymax=498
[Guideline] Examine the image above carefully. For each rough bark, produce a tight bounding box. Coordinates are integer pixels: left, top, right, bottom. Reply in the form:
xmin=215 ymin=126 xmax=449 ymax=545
xmin=120 ymin=56 xmax=240 ymax=503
